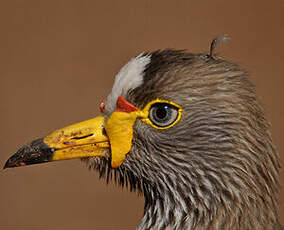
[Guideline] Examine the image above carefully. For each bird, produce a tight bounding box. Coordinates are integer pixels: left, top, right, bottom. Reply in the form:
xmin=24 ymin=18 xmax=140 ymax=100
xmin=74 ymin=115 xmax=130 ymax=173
xmin=4 ymin=38 xmax=282 ymax=230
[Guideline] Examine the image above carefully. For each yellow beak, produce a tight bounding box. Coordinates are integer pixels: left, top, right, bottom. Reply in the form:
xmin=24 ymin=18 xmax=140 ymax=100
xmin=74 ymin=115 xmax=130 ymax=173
xmin=4 ymin=116 xmax=109 ymax=168
xmin=45 ymin=116 xmax=109 ymax=161
xmin=4 ymin=110 xmax=146 ymax=169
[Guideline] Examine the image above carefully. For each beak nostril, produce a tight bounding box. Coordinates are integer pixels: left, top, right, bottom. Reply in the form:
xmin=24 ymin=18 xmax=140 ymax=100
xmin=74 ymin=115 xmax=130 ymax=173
xmin=71 ymin=134 xmax=93 ymax=140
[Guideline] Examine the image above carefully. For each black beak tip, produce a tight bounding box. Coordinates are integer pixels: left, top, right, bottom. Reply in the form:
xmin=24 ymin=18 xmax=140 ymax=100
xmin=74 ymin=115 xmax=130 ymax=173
xmin=3 ymin=161 xmax=8 ymax=169
xmin=3 ymin=161 xmax=10 ymax=169
xmin=3 ymin=138 xmax=54 ymax=170
xmin=3 ymin=156 xmax=26 ymax=170
xmin=3 ymin=160 xmax=9 ymax=169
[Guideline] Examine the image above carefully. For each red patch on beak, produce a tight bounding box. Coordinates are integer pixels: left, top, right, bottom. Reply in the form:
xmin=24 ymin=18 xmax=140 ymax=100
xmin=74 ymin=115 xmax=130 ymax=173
xmin=100 ymin=98 xmax=107 ymax=112
xmin=116 ymin=96 xmax=137 ymax=113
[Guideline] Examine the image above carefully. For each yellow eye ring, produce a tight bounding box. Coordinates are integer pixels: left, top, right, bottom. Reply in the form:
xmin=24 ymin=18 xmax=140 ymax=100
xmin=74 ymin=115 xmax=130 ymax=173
xmin=140 ymin=99 xmax=182 ymax=130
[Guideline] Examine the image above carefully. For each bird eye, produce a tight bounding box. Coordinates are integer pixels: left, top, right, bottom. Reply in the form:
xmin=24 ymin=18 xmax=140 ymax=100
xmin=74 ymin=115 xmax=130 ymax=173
xmin=149 ymin=103 xmax=179 ymax=128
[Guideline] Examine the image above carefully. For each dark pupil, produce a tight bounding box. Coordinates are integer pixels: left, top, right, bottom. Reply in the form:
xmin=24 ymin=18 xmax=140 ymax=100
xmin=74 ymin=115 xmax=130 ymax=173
xmin=155 ymin=105 xmax=169 ymax=121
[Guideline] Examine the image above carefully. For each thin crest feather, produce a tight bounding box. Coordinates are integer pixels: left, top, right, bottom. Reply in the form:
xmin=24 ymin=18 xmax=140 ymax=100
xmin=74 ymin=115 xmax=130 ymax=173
xmin=209 ymin=35 xmax=230 ymax=59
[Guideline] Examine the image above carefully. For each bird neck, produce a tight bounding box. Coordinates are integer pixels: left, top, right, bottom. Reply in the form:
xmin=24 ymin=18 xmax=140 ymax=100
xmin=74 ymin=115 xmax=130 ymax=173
xmin=137 ymin=179 xmax=281 ymax=230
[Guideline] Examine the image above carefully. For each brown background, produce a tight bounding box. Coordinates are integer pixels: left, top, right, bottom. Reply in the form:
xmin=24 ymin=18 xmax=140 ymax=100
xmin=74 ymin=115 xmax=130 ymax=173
xmin=0 ymin=1 xmax=283 ymax=229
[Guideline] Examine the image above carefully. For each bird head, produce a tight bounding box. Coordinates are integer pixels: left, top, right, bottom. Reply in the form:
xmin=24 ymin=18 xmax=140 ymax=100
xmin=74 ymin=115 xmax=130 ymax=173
xmin=4 ymin=49 xmax=280 ymax=229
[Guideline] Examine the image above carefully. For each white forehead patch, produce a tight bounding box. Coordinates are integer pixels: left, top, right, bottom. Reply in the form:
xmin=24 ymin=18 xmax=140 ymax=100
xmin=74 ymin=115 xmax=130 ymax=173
xmin=104 ymin=53 xmax=151 ymax=114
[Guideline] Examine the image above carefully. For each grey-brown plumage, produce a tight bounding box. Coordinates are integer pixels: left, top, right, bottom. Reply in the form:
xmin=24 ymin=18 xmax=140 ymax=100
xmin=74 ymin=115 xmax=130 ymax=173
xmin=4 ymin=42 xmax=281 ymax=229
xmin=85 ymin=49 xmax=281 ymax=229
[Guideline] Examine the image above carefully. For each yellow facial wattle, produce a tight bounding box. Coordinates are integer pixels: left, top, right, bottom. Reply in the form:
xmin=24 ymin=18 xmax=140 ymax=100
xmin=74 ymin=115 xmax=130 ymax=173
xmin=104 ymin=99 xmax=182 ymax=168
xmin=104 ymin=111 xmax=146 ymax=167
